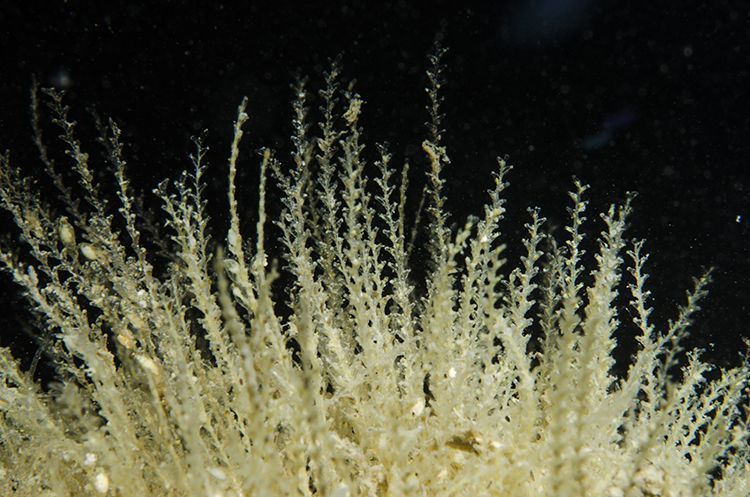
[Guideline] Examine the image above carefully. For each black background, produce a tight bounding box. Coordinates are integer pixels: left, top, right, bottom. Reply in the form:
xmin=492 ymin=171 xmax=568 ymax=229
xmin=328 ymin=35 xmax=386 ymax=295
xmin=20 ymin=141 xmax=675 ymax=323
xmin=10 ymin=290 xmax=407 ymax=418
xmin=0 ymin=1 xmax=748 ymax=376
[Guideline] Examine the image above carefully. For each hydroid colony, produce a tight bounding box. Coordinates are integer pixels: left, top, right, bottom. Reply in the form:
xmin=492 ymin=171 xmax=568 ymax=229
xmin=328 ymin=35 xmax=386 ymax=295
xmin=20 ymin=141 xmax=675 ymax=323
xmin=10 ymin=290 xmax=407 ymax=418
xmin=0 ymin=47 xmax=748 ymax=497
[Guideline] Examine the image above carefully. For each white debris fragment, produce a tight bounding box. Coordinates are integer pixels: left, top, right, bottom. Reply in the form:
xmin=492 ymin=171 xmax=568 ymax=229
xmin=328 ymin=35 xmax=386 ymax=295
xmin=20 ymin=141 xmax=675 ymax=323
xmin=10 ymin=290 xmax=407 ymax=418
xmin=94 ymin=472 xmax=109 ymax=493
